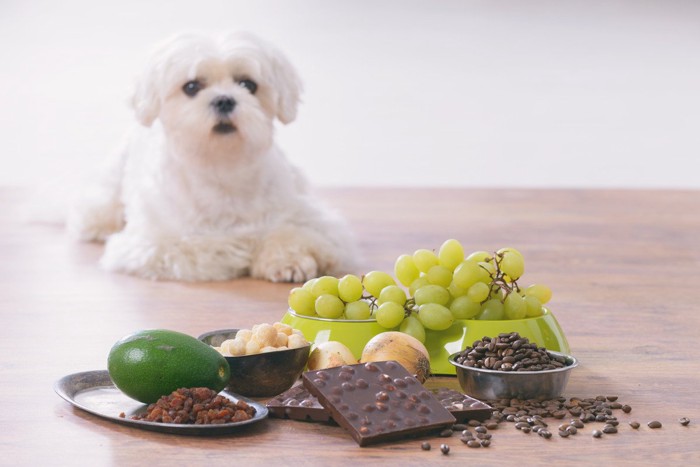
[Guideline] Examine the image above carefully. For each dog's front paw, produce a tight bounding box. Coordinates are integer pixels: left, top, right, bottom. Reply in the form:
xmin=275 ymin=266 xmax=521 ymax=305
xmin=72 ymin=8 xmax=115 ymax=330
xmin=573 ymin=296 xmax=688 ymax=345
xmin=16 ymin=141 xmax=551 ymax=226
xmin=252 ymin=250 xmax=319 ymax=283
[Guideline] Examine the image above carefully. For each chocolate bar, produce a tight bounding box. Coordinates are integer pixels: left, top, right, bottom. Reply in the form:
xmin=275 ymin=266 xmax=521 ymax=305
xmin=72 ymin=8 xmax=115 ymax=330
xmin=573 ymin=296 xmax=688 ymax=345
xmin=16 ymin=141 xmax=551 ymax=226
xmin=302 ymin=361 xmax=456 ymax=446
xmin=266 ymin=385 xmax=332 ymax=422
xmin=431 ymin=387 xmax=492 ymax=422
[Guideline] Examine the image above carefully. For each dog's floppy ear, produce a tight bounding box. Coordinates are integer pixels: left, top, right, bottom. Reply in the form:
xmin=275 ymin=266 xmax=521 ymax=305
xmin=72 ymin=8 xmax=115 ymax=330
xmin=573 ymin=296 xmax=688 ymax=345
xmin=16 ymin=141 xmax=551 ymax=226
xmin=268 ymin=46 xmax=303 ymax=124
xmin=130 ymin=60 xmax=161 ymax=127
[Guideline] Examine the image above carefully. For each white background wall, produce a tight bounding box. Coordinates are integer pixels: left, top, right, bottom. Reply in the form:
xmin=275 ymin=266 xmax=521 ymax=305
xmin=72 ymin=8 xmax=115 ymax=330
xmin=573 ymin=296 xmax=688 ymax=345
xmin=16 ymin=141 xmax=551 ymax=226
xmin=1 ymin=0 xmax=699 ymax=189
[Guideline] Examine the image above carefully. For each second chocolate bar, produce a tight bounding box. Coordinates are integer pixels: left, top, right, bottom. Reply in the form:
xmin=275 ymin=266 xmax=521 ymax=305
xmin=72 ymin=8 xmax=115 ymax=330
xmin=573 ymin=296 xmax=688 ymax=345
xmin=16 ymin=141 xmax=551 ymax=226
xmin=303 ymin=361 xmax=456 ymax=446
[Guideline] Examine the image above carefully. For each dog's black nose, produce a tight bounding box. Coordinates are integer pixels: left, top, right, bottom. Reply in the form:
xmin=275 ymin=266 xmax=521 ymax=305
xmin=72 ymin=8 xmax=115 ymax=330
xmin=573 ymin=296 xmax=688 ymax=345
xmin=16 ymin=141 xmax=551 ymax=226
xmin=211 ymin=96 xmax=236 ymax=114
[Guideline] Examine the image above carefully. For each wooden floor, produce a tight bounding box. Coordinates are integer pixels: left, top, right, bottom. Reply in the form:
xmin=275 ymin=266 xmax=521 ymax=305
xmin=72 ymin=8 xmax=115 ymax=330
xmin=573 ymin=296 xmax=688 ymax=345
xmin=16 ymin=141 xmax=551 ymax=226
xmin=1 ymin=187 xmax=699 ymax=465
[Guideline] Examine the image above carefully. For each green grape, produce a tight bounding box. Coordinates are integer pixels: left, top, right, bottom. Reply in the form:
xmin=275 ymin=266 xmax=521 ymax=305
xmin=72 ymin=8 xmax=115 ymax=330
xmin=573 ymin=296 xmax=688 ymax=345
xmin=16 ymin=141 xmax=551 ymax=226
xmin=452 ymin=261 xmax=487 ymax=289
xmin=438 ymin=239 xmax=464 ymax=271
xmin=413 ymin=249 xmax=439 ymax=273
xmin=362 ymin=270 xmax=396 ymax=298
xmin=525 ymin=283 xmax=552 ymax=304
xmin=409 ymin=276 xmax=430 ymax=296
xmin=524 ymin=295 xmax=544 ymax=317
xmin=376 ymin=302 xmax=406 ymax=329
xmin=448 ymin=282 xmax=469 ymax=298
xmin=467 ymin=282 xmax=490 ymax=303
xmin=345 ymin=300 xmax=372 ymax=320
xmin=288 ymin=287 xmax=316 ymax=316
xmin=378 ymin=285 xmax=407 ymax=306
xmin=498 ymin=247 xmax=525 ymax=280
xmin=449 ymin=295 xmax=481 ymax=319
xmin=504 ymin=292 xmax=527 ymax=319
xmin=311 ymin=275 xmax=339 ymax=298
xmin=478 ymin=261 xmax=496 ymax=277
xmin=477 ymin=299 xmax=505 ymax=320
xmin=394 ymin=254 xmax=420 ymax=287
xmin=315 ymin=294 xmax=345 ymax=319
xmin=466 ymin=250 xmax=491 ymax=263
xmin=338 ymin=274 xmax=363 ymax=302
xmin=302 ymin=278 xmax=317 ymax=293
xmin=414 ymin=284 xmax=450 ymax=306
xmin=417 ymin=303 xmax=454 ymax=331
xmin=426 ymin=265 xmax=453 ymax=288
xmin=400 ymin=315 xmax=426 ymax=343
xmin=489 ymin=286 xmax=504 ymax=300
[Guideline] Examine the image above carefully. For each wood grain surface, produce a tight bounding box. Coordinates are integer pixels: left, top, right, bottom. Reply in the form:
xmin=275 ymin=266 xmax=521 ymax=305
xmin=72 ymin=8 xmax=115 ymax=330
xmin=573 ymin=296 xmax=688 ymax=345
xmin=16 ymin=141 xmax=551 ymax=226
xmin=1 ymin=187 xmax=699 ymax=466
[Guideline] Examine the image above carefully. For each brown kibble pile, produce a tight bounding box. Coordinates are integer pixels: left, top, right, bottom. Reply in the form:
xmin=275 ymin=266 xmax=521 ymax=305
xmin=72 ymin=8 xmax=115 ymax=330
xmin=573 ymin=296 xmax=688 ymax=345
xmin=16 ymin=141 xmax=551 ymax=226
xmin=130 ymin=387 xmax=256 ymax=424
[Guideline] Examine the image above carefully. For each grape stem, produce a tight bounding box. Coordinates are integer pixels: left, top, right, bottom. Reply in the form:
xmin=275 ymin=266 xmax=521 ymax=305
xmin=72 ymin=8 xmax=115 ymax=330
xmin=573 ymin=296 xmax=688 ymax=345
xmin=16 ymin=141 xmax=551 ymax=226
xmin=481 ymin=252 xmax=520 ymax=300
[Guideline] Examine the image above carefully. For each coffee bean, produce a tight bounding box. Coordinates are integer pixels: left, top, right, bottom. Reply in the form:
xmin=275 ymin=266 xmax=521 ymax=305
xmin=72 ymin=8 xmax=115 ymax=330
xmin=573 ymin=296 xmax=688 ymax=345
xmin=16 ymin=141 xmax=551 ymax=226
xmin=538 ymin=430 xmax=552 ymax=439
xmin=439 ymin=429 xmax=453 ymax=437
xmin=606 ymin=396 xmax=619 ymax=402
xmin=592 ymin=430 xmax=603 ymax=438
xmin=629 ymin=421 xmax=640 ymax=429
xmin=475 ymin=426 xmax=487 ymax=434
xmin=420 ymin=442 xmax=431 ymax=451
xmin=440 ymin=444 xmax=450 ymax=455
xmin=570 ymin=419 xmax=584 ymax=429
xmin=480 ymin=439 xmax=491 ymax=447
xmin=451 ymin=423 xmax=468 ymax=431
xmin=622 ymin=405 xmax=632 ymax=413
xmin=461 ymin=429 xmax=473 ymax=438
xmin=558 ymin=429 xmax=569 ymax=438
xmin=466 ymin=439 xmax=481 ymax=448
xmin=566 ymin=425 xmax=577 ymax=435
xmin=602 ymin=424 xmax=618 ymax=434
xmin=679 ymin=417 xmax=690 ymax=426
xmin=647 ymin=421 xmax=662 ymax=429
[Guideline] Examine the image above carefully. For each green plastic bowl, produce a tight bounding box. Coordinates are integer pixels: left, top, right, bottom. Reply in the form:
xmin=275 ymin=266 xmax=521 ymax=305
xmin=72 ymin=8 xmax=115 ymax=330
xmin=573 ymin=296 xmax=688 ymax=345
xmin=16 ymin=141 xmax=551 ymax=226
xmin=280 ymin=308 xmax=570 ymax=376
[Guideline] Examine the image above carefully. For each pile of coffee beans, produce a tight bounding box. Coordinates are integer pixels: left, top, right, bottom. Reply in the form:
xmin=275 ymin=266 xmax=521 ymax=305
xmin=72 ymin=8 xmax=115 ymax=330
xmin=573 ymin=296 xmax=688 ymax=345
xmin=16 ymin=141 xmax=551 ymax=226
xmin=453 ymin=332 xmax=569 ymax=371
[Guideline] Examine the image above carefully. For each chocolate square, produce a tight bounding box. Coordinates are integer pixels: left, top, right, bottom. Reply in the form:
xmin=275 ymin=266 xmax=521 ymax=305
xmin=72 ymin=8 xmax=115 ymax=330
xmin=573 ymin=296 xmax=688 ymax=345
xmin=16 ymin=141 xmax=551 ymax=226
xmin=302 ymin=361 xmax=456 ymax=446
xmin=266 ymin=385 xmax=332 ymax=422
xmin=431 ymin=387 xmax=492 ymax=422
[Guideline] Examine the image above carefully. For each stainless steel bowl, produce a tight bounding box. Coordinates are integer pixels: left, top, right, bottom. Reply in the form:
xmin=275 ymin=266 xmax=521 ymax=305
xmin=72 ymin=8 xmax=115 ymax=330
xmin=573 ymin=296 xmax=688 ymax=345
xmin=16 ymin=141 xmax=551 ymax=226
xmin=199 ymin=329 xmax=310 ymax=398
xmin=448 ymin=350 xmax=578 ymax=400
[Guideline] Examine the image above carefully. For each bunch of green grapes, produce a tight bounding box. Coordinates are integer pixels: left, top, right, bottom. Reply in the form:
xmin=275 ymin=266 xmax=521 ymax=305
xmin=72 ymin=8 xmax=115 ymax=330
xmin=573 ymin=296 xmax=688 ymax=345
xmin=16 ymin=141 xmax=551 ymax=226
xmin=287 ymin=239 xmax=553 ymax=344
xmin=288 ymin=274 xmax=374 ymax=320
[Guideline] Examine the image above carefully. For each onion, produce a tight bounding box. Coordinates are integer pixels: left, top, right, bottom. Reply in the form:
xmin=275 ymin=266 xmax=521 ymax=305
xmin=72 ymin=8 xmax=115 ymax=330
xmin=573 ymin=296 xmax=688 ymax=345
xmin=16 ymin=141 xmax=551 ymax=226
xmin=307 ymin=341 xmax=358 ymax=371
xmin=360 ymin=332 xmax=431 ymax=383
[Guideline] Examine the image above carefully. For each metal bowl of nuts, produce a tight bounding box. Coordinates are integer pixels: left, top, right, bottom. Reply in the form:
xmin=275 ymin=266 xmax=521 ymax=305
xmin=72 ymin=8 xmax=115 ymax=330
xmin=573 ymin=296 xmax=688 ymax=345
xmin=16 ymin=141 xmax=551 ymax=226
xmin=448 ymin=332 xmax=578 ymax=400
xmin=199 ymin=326 xmax=311 ymax=398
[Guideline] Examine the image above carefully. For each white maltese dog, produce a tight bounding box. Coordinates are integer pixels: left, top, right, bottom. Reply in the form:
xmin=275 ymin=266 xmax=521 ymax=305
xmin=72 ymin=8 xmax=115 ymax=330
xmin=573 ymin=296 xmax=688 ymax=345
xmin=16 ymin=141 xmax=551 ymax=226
xmin=67 ymin=32 xmax=355 ymax=282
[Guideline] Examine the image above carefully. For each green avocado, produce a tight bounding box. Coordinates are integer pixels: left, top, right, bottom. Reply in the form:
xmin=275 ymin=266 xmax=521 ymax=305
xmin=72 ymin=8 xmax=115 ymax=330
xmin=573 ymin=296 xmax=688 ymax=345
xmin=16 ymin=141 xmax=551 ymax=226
xmin=107 ymin=329 xmax=230 ymax=404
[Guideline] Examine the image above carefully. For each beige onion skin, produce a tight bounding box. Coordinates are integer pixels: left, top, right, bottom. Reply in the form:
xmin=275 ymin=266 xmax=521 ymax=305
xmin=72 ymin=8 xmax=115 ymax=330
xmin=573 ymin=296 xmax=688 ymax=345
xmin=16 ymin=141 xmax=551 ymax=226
xmin=307 ymin=341 xmax=359 ymax=371
xmin=360 ymin=331 xmax=431 ymax=383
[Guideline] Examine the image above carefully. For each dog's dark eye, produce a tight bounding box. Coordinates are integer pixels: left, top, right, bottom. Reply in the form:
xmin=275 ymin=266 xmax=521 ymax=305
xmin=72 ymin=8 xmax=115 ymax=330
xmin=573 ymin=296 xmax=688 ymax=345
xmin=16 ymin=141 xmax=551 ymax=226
xmin=182 ymin=80 xmax=203 ymax=97
xmin=237 ymin=79 xmax=258 ymax=95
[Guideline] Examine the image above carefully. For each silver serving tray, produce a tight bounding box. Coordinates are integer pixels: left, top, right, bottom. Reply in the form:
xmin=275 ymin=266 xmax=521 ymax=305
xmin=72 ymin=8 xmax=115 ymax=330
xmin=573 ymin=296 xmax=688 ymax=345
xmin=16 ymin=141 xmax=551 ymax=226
xmin=54 ymin=370 xmax=268 ymax=435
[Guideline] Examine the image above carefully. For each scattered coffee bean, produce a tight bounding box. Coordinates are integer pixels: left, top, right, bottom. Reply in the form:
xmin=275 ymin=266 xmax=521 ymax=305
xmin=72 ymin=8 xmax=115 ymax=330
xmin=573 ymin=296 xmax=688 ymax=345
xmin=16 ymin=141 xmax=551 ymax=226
xmin=468 ymin=419 xmax=481 ymax=427
xmin=602 ymin=424 xmax=618 ymax=434
xmin=466 ymin=439 xmax=481 ymax=448
xmin=622 ymin=405 xmax=632 ymax=413
xmin=558 ymin=429 xmax=570 ymax=438
xmin=474 ymin=425 xmax=487 ymax=434
xmin=606 ymin=396 xmax=619 ymax=402
xmin=679 ymin=417 xmax=690 ymax=426
xmin=570 ymin=419 xmax=584 ymax=429
xmin=629 ymin=421 xmax=640 ymax=429
xmin=452 ymin=423 xmax=468 ymax=431
xmin=566 ymin=425 xmax=577 ymax=435
xmin=439 ymin=429 xmax=453 ymax=438
xmin=647 ymin=421 xmax=662 ymax=429
xmin=420 ymin=442 xmax=431 ymax=451
xmin=440 ymin=444 xmax=450 ymax=455
xmin=480 ymin=439 xmax=491 ymax=447
xmin=592 ymin=430 xmax=603 ymax=438
xmin=538 ymin=430 xmax=552 ymax=439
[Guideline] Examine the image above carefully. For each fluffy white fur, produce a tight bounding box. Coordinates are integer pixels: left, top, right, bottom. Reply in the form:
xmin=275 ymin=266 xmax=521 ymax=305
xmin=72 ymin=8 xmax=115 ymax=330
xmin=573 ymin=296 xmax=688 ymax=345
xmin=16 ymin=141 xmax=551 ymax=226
xmin=67 ymin=32 xmax=355 ymax=282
